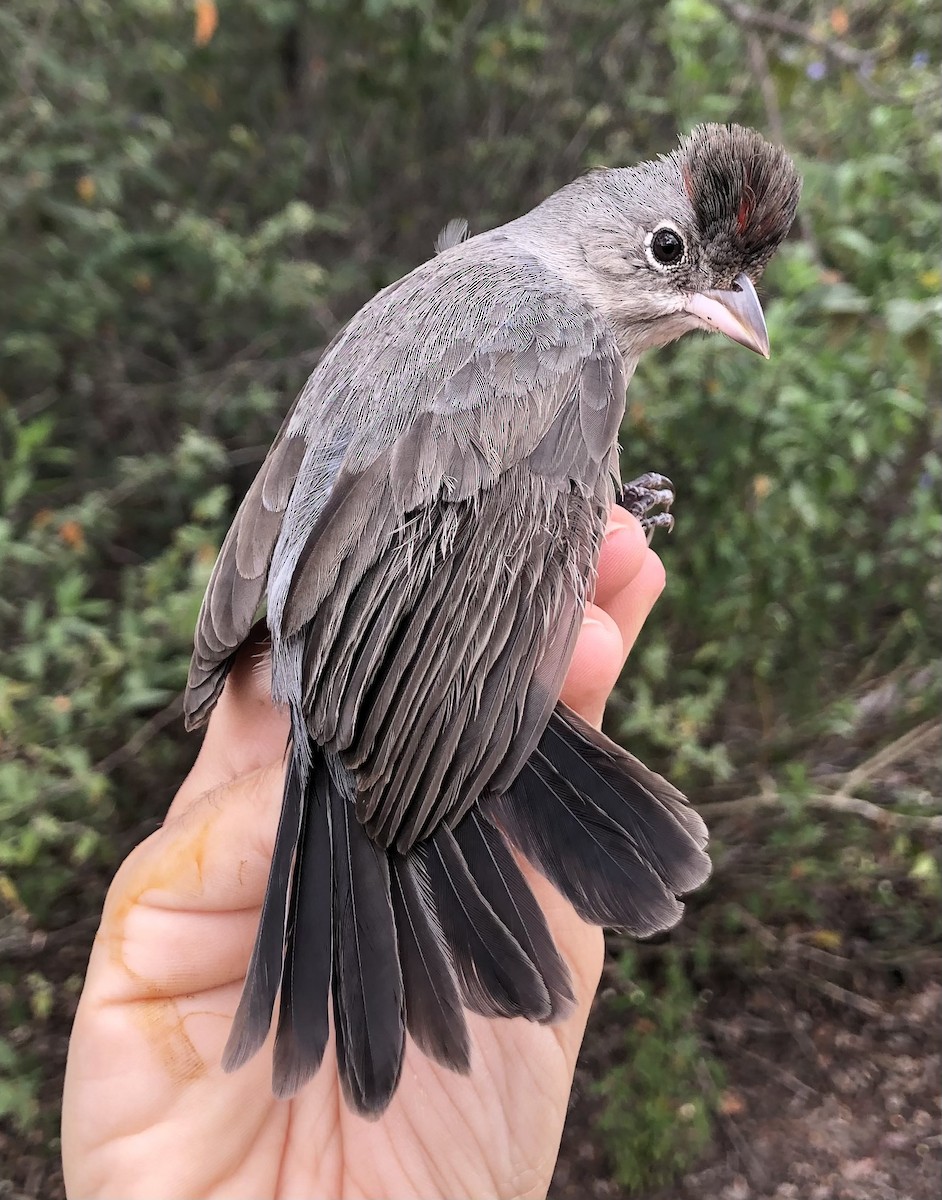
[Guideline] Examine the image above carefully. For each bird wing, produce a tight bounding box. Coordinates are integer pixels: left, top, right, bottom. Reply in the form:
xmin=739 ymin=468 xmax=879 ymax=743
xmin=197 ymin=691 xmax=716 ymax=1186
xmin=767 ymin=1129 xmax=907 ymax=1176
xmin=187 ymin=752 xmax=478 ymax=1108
xmin=184 ymin=398 xmax=310 ymax=727
xmin=185 ymin=238 xmax=627 ymax=849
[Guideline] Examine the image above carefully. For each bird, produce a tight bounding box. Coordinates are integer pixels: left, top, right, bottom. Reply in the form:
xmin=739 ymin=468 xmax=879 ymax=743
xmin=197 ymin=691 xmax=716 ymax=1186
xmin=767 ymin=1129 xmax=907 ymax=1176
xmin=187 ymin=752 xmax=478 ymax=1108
xmin=184 ymin=122 xmax=801 ymax=1116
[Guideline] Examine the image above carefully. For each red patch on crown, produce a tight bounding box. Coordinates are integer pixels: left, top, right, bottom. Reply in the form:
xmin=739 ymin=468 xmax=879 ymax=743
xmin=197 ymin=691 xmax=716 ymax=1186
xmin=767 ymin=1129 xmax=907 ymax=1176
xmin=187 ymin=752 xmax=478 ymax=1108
xmin=736 ymin=181 xmax=756 ymax=234
xmin=681 ymin=162 xmax=695 ymax=203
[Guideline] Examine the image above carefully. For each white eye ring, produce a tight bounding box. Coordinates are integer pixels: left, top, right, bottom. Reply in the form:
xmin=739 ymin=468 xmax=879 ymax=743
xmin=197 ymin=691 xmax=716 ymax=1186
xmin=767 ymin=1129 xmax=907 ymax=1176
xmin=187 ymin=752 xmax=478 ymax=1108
xmin=644 ymin=222 xmax=687 ymax=270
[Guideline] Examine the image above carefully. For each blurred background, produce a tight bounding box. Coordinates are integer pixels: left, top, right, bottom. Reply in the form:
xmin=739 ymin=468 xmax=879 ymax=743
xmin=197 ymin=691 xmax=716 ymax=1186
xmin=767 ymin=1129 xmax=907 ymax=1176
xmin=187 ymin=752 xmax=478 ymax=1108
xmin=0 ymin=1 xmax=938 ymax=1196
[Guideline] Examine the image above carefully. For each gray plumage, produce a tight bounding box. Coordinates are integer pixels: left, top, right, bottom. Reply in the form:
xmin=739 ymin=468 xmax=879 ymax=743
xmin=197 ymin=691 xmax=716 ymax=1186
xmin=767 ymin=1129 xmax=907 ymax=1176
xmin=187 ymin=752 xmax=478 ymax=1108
xmin=185 ymin=123 xmax=801 ymax=1115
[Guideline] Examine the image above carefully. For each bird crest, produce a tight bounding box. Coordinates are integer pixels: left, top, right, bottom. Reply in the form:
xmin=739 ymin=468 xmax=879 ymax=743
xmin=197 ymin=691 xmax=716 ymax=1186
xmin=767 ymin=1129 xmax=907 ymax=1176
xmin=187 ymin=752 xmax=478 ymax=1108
xmin=677 ymin=123 xmax=802 ymax=278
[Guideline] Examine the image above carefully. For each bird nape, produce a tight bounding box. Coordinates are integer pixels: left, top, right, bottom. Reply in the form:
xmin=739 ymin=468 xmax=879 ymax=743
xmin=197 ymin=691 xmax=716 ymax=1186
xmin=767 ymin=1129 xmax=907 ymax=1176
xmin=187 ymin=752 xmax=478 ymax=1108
xmin=184 ymin=122 xmax=801 ymax=1116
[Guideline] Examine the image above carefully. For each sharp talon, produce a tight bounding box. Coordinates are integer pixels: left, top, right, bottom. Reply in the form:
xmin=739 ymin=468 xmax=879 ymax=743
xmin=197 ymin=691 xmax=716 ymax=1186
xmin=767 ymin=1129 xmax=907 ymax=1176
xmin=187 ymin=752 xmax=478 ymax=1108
xmin=642 ymin=511 xmax=674 ymax=544
xmin=618 ymin=471 xmax=677 ymax=528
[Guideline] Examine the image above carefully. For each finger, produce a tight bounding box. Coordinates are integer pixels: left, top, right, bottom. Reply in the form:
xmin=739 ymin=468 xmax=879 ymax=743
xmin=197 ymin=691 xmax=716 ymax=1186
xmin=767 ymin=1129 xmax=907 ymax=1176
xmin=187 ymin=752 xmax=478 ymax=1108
xmin=559 ymin=604 xmax=623 ymax=728
xmin=593 ymin=507 xmax=649 ymax=607
xmin=601 ymin=546 xmax=666 ymax=655
xmin=96 ymin=763 xmax=284 ymax=1001
xmin=171 ymin=628 xmax=289 ymax=819
xmin=560 ymin=546 xmax=665 ymax=727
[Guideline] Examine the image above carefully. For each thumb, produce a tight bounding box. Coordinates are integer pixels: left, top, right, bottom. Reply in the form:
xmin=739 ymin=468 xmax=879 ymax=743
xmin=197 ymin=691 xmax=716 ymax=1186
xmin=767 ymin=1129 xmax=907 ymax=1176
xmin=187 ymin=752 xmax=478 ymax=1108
xmin=170 ymin=624 xmax=289 ymax=820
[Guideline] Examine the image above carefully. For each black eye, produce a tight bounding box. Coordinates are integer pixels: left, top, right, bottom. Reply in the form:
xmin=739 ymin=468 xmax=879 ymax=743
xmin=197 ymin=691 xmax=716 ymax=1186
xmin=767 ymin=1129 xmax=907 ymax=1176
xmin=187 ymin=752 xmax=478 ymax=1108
xmin=650 ymin=227 xmax=685 ymax=266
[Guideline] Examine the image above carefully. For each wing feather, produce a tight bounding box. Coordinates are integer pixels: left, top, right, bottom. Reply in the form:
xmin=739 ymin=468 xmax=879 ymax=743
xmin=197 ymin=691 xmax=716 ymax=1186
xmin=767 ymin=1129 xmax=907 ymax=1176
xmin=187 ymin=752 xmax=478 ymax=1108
xmin=184 ymin=430 xmax=306 ymax=728
xmin=188 ymin=235 xmax=628 ymax=859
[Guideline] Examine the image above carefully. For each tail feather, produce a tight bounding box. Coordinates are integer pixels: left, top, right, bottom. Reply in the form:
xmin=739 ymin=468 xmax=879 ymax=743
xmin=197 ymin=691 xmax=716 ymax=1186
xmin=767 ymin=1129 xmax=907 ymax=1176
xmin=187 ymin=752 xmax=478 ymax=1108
xmin=390 ymin=855 xmax=471 ymax=1072
xmin=541 ymin=706 xmax=710 ymax=894
xmin=272 ymin=757 xmax=332 ymax=1098
xmin=222 ymin=752 xmax=303 ymax=1073
xmin=330 ymin=766 xmax=405 ymax=1115
xmin=492 ymin=753 xmax=683 ymax=935
xmin=489 ymin=707 xmax=710 ymax=936
xmin=424 ymin=826 xmax=551 ymax=1021
xmin=452 ymin=810 xmax=574 ymax=1022
xmin=224 ymin=703 xmax=710 ymax=1116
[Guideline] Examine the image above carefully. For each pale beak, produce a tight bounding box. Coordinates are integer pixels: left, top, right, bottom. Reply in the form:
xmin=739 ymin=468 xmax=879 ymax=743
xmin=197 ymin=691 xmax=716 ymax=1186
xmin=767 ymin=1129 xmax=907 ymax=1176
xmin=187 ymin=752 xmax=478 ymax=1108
xmin=683 ymin=272 xmax=770 ymax=359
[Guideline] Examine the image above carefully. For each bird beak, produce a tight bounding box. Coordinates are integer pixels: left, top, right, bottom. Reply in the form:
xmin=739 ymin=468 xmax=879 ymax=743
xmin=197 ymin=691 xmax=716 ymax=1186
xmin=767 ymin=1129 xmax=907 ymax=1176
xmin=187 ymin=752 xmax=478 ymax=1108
xmin=683 ymin=273 xmax=770 ymax=359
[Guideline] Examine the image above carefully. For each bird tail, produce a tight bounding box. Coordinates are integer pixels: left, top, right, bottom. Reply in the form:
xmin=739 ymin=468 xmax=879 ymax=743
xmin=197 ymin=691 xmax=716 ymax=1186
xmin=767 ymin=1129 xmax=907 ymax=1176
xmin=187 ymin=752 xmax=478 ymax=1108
xmin=221 ymin=704 xmax=710 ymax=1115
xmin=491 ymin=705 xmax=711 ymax=935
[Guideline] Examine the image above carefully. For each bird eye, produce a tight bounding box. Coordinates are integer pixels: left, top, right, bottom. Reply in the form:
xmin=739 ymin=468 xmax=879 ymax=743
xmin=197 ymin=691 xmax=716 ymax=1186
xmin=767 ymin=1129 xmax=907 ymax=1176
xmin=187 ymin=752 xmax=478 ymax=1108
xmin=648 ymin=225 xmax=686 ymax=268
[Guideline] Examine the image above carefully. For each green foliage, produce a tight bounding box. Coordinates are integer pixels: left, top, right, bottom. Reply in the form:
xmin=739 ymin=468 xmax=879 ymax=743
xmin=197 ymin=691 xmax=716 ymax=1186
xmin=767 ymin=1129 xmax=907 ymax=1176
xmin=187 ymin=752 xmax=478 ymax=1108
xmin=0 ymin=1037 xmax=39 ymax=1130
xmin=0 ymin=406 xmax=221 ymax=919
xmin=596 ymin=952 xmax=724 ymax=1192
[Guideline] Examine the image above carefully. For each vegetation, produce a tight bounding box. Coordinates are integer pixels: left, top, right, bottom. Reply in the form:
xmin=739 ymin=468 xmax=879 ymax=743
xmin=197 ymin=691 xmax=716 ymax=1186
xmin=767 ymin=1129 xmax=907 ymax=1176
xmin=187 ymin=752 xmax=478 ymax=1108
xmin=596 ymin=951 xmax=726 ymax=1191
xmin=0 ymin=0 xmax=938 ymax=1193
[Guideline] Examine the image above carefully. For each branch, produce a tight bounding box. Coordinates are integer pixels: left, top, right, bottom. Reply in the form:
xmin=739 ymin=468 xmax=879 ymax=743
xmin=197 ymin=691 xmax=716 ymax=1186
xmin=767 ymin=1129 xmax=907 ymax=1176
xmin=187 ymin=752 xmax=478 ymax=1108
xmin=0 ymin=915 xmax=99 ymax=962
xmin=743 ymin=29 xmax=821 ymax=258
xmin=702 ymin=720 xmax=942 ymax=831
xmin=714 ymin=0 xmax=874 ymax=68
xmin=729 ymin=906 xmax=885 ymax=1017
xmin=704 ymin=789 xmax=942 ymax=832
xmin=837 ymin=719 xmax=938 ymax=796
xmin=93 ymin=695 xmax=185 ymax=777
xmin=713 ymin=0 xmax=940 ymax=107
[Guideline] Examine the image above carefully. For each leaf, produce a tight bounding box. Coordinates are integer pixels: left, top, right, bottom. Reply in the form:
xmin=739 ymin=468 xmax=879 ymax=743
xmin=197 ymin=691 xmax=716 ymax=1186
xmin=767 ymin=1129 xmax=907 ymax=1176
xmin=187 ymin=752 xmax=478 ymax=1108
xmin=808 ymin=929 xmax=843 ymax=951
xmin=194 ymin=0 xmax=218 ymax=48
xmin=884 ymin=297 xmax=942 ymax=338
xmin=910 ymin=852 xmax=939 ymax=884
xmin=818 ymin=282 xmax=870 ymax=315
xmin=831 ymin=227 xmax=875 ymax=260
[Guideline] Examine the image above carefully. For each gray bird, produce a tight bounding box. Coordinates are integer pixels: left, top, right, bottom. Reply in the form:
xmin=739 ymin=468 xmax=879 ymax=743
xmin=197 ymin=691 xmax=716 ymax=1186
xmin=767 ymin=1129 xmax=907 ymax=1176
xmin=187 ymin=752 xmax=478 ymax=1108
xmin=184 ymin=123 xmax=801 ymax=1115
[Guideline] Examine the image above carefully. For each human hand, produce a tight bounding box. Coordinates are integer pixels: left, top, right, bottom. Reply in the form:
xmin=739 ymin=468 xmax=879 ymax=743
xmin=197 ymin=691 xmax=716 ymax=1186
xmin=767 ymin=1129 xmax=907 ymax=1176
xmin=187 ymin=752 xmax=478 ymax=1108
xmin=62 ymin=509 xmax=665 ymax=1200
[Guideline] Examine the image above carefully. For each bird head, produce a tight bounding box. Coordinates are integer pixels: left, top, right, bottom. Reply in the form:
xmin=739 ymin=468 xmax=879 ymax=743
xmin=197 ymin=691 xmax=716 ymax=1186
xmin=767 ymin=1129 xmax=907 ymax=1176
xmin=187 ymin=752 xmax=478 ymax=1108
xmin=519 ymin=124 xmax=802 ymax=360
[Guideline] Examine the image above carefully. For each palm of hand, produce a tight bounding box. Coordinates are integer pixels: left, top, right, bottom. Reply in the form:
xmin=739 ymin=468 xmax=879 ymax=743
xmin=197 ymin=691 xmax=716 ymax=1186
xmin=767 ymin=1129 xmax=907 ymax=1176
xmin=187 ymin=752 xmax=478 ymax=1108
xmin=63 ymin=514 xmax=663 ymax=1200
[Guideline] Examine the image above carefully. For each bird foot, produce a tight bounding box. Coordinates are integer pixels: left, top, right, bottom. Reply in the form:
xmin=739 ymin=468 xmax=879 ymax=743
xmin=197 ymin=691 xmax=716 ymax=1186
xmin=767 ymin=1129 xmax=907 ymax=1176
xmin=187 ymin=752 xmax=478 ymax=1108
xmin=617 ymin=472 xmax=675 ymax=544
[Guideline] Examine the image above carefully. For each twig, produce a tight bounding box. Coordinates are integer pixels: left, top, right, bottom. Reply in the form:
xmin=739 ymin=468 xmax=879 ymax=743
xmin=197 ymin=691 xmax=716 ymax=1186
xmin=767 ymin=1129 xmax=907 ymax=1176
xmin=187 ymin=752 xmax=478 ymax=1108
xmin=703 ymin=1027 xmax=820 ymax=1099
xmin=703 ymin=789 xmax=942 ymax=831
xmin=0 ymin=922 xmax=41 ymax=957
xmin=727 ymin=907 xmax=887 ymax=1018
xmin=728 ymin=904 xmax=778 ymax=948
xmin=787 ymin=968 xmax=885 ymax=1018
xmin=702 ymin=720 xmax=942 ymax=831
xmin=697 ymin=1057 xmax=770 ymax=1188
xmin=714 ymin=0 xmax=941 ymax=107
xmin=93 ymin=695 xmax=185 ymax=776
xmin=0 ymin=915 xmax=100 ymax=962
xmin=94 ymin=347 xmax=322 ymax=411
xmin=838 ymin=719 xmax=939 ymax=796
xmin=714 ymin=0 xmax=874 ymax=67
xmin=6 ymin=0 xmax=59 ymax=119
xmin=846 ymin=625 xmax=917 ymax=693
xmin=744 ymin=30 xmax=821 ymax=259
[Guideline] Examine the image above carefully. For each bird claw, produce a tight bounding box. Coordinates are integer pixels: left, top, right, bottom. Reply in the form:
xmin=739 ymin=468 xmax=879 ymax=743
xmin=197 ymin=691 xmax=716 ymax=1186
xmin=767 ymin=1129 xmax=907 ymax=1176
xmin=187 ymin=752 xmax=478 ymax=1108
xmin=616 ymin=472 xmax=676 ymax=544
xmin=640 ymin=511 xmax=675 ymax=544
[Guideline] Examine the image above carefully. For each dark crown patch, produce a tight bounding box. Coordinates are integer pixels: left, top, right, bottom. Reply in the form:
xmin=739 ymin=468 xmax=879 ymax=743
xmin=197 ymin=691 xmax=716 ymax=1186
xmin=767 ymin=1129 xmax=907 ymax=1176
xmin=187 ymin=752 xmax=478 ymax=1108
xmin=677 ymin=124 xmax=802 ymax=278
